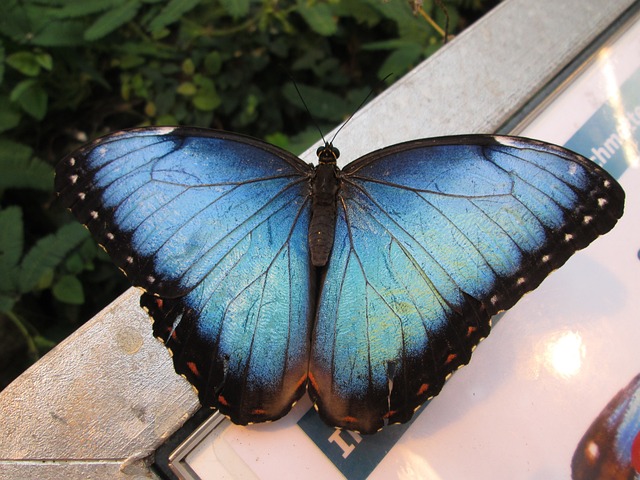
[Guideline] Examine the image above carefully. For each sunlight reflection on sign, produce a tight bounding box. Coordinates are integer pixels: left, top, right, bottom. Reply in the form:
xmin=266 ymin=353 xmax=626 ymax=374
xmin=600 ymin=48 xmax=640 ymax=168
xmin=542 ymin=330 xmax=585 ymax=379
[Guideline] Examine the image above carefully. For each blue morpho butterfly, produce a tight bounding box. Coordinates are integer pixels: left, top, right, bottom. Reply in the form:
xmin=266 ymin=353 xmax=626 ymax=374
xmin=55 ymin=126 xmax=625 ymax=434
xmin=572 ymin=374 xmax=640 ymax=479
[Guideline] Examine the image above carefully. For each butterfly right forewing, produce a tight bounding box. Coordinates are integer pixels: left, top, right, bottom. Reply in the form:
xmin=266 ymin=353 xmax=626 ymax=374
xmin=308 ymin=135 xmax=624 ymax=433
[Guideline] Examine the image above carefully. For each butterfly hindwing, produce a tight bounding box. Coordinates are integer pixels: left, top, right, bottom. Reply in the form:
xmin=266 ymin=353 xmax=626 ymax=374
xmin=309 ymin=135 xmax=624 ymax=433
xmin=56 ymin=127 xmax=315 ymax=423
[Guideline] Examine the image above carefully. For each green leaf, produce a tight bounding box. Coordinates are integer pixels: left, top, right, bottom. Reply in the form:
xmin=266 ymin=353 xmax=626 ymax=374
xmin=6 ymin=51 xmax=41 ymax=76
xmin=182 ymin=58 xmax=195 ymax=76
xmin=177 ymin=81 xmax=197 ymax=96
xmin=296 ymin=1 xmax=337 ymax=36
xmin=9 ymin=78 xmax=36 ymax=102
xmin=0 ymin=43 xmax=5 ymax=84
xmin=31 ymin=20 xmax=86 ymax=47
xmin=148 ymin=0 xmax=201 ymax=32
xmin=0 ymin=207 xmax=24 ymax=294
xmin=0 ymin=206 xmax=23 ymax=268
xmin=53 ymin=275 xmax=85 ymax=305
xmin=9 ymin=79 xmax=48 ymax=120
xmin=362 ymin=39 xmax=416 ymax=51
xmin=203 ymin=51 xmax=222 ymax=75
xmin=18 ymin=222 xmax=89 ymax=293
xmin=219 ymin=0 xmax=250 ymax=19
xmin=0 ymin=96 xmax=21 ymax=133
xmin=193 ymin=90 xmax=221 ymax=111
xmin=331 ymin=1 xmax=380 ymax=26
xmin=264 ymin=132 xmax=289 ymax=150
xmin=192 ymin=75 xmax=220 ymax=111
xmin=64 ymin=252 xmax=86 ymax=274
xmin=118 ymin=54 xmax=145 ymax=69
xmin=84 ymin=1 xmax=141 ymax=41
xmin=51 ymin=0 xmax=124 ymax=18
xmin=0 ymin=293 xmax=16 ymax=313
xmin=156 ymin=113 xmax=178 ymax=125
xmin=376 ymin=45 xmax=422 ymax=78
xmin=22 ymin=85 xmax=47 ymax=119
xmin=0 ymin=139 xmax=53 ymax=192
xmin=35 ymin=52 xmax=53 ymax=71
xmin=33 ymin=334 xmax=57 ymax=351
xmin=36 ymin=268 xmax=54 ymax=290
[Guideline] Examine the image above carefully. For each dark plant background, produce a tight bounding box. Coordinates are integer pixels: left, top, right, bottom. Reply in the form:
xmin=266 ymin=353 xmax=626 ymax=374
xmin=0 ymin=0 xmax=499 ymax=390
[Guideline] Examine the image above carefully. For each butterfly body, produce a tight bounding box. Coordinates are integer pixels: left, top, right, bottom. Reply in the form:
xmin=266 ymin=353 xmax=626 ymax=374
xmin=56 ymin=127 xmax=624 ymax=433
xmin=309 ymin=144 xmax=341 ymax=267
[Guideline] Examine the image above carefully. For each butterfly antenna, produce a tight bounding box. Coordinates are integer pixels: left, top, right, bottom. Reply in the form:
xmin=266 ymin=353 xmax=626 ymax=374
xmin=329 ymin=73 xmax=393 ymax=144
xmin=289 ymin=76 xmax=328 ymax=145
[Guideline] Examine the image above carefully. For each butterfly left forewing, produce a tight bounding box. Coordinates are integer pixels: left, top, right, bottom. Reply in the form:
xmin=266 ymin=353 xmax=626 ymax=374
xmin=56 ymin=126 xmax=315 ymax=424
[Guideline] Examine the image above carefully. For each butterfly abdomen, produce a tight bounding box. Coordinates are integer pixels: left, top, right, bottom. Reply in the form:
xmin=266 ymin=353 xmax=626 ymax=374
xmin=309 ymin=162 xmax=340 ymax=267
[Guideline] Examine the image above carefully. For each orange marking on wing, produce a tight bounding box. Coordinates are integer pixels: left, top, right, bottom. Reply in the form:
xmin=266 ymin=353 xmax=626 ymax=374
xmin=342 ymin=416 xmax=359 ymax=424
xmin=295 ymin=374 xmax=308 ymax=390
xmin=417 ymin=383 xmax=430 ymax=396
xmin=383 ymin=410 xmax=398 ymax=419
xmin=155 ymin=298 xmax=163 ymax=308
xmin=186 ymin=361 xmax=200 ymax=377
xmin=308 ymin=371 xmax=319 ymax=391
xmin=445 ymin=353 xmax=457 ymax=364
xmin=251 ymin=409 xmax=267 ymax=416
xmin=218 ymin=395 xmax=229 ymax=406
xmin=467 ymin=325 xmax=477 ymax=337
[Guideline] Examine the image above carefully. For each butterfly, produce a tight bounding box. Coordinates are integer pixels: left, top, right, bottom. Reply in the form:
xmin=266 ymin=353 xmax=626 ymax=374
xmin=572 ymin=374 xmax=640 ymax=479
xmin=55 ymin=126 xmax=624 ymax=434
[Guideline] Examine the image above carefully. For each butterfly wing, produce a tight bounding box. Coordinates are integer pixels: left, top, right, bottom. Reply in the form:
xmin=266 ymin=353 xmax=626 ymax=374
xmin=308 ymin=135 xmax=625 ymax=433
xmin=572 ymin=374 xmax=640 ymax=479
xmin=56 ymin=127 xmax=314 ymax=424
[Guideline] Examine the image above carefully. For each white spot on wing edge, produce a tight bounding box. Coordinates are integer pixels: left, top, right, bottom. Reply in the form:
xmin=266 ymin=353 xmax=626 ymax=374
xmin=151 ymin=126 xmax=177 ymax=135
xmin=492 ymin=136 xmax=519 ymax=147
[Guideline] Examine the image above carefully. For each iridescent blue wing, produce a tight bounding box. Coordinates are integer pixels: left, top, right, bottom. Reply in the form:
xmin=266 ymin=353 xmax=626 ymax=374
xmin=309 ymin=135 xmax=624 ymax=433
xmin=572 ymin=374 xmax=640 ymax=479
xmin=55 ymin=127 xmax=314 ymax=424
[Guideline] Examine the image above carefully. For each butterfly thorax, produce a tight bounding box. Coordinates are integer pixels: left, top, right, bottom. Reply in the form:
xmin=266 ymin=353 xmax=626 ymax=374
xmin=309 ymin=144 xmax=341 ymax=267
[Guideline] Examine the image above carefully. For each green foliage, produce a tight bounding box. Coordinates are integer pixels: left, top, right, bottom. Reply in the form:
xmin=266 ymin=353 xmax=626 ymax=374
xmin=0 ymin=139 xmax=53 ymax=191
xmin=0 ymin=0 xmax=498 ymax=388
